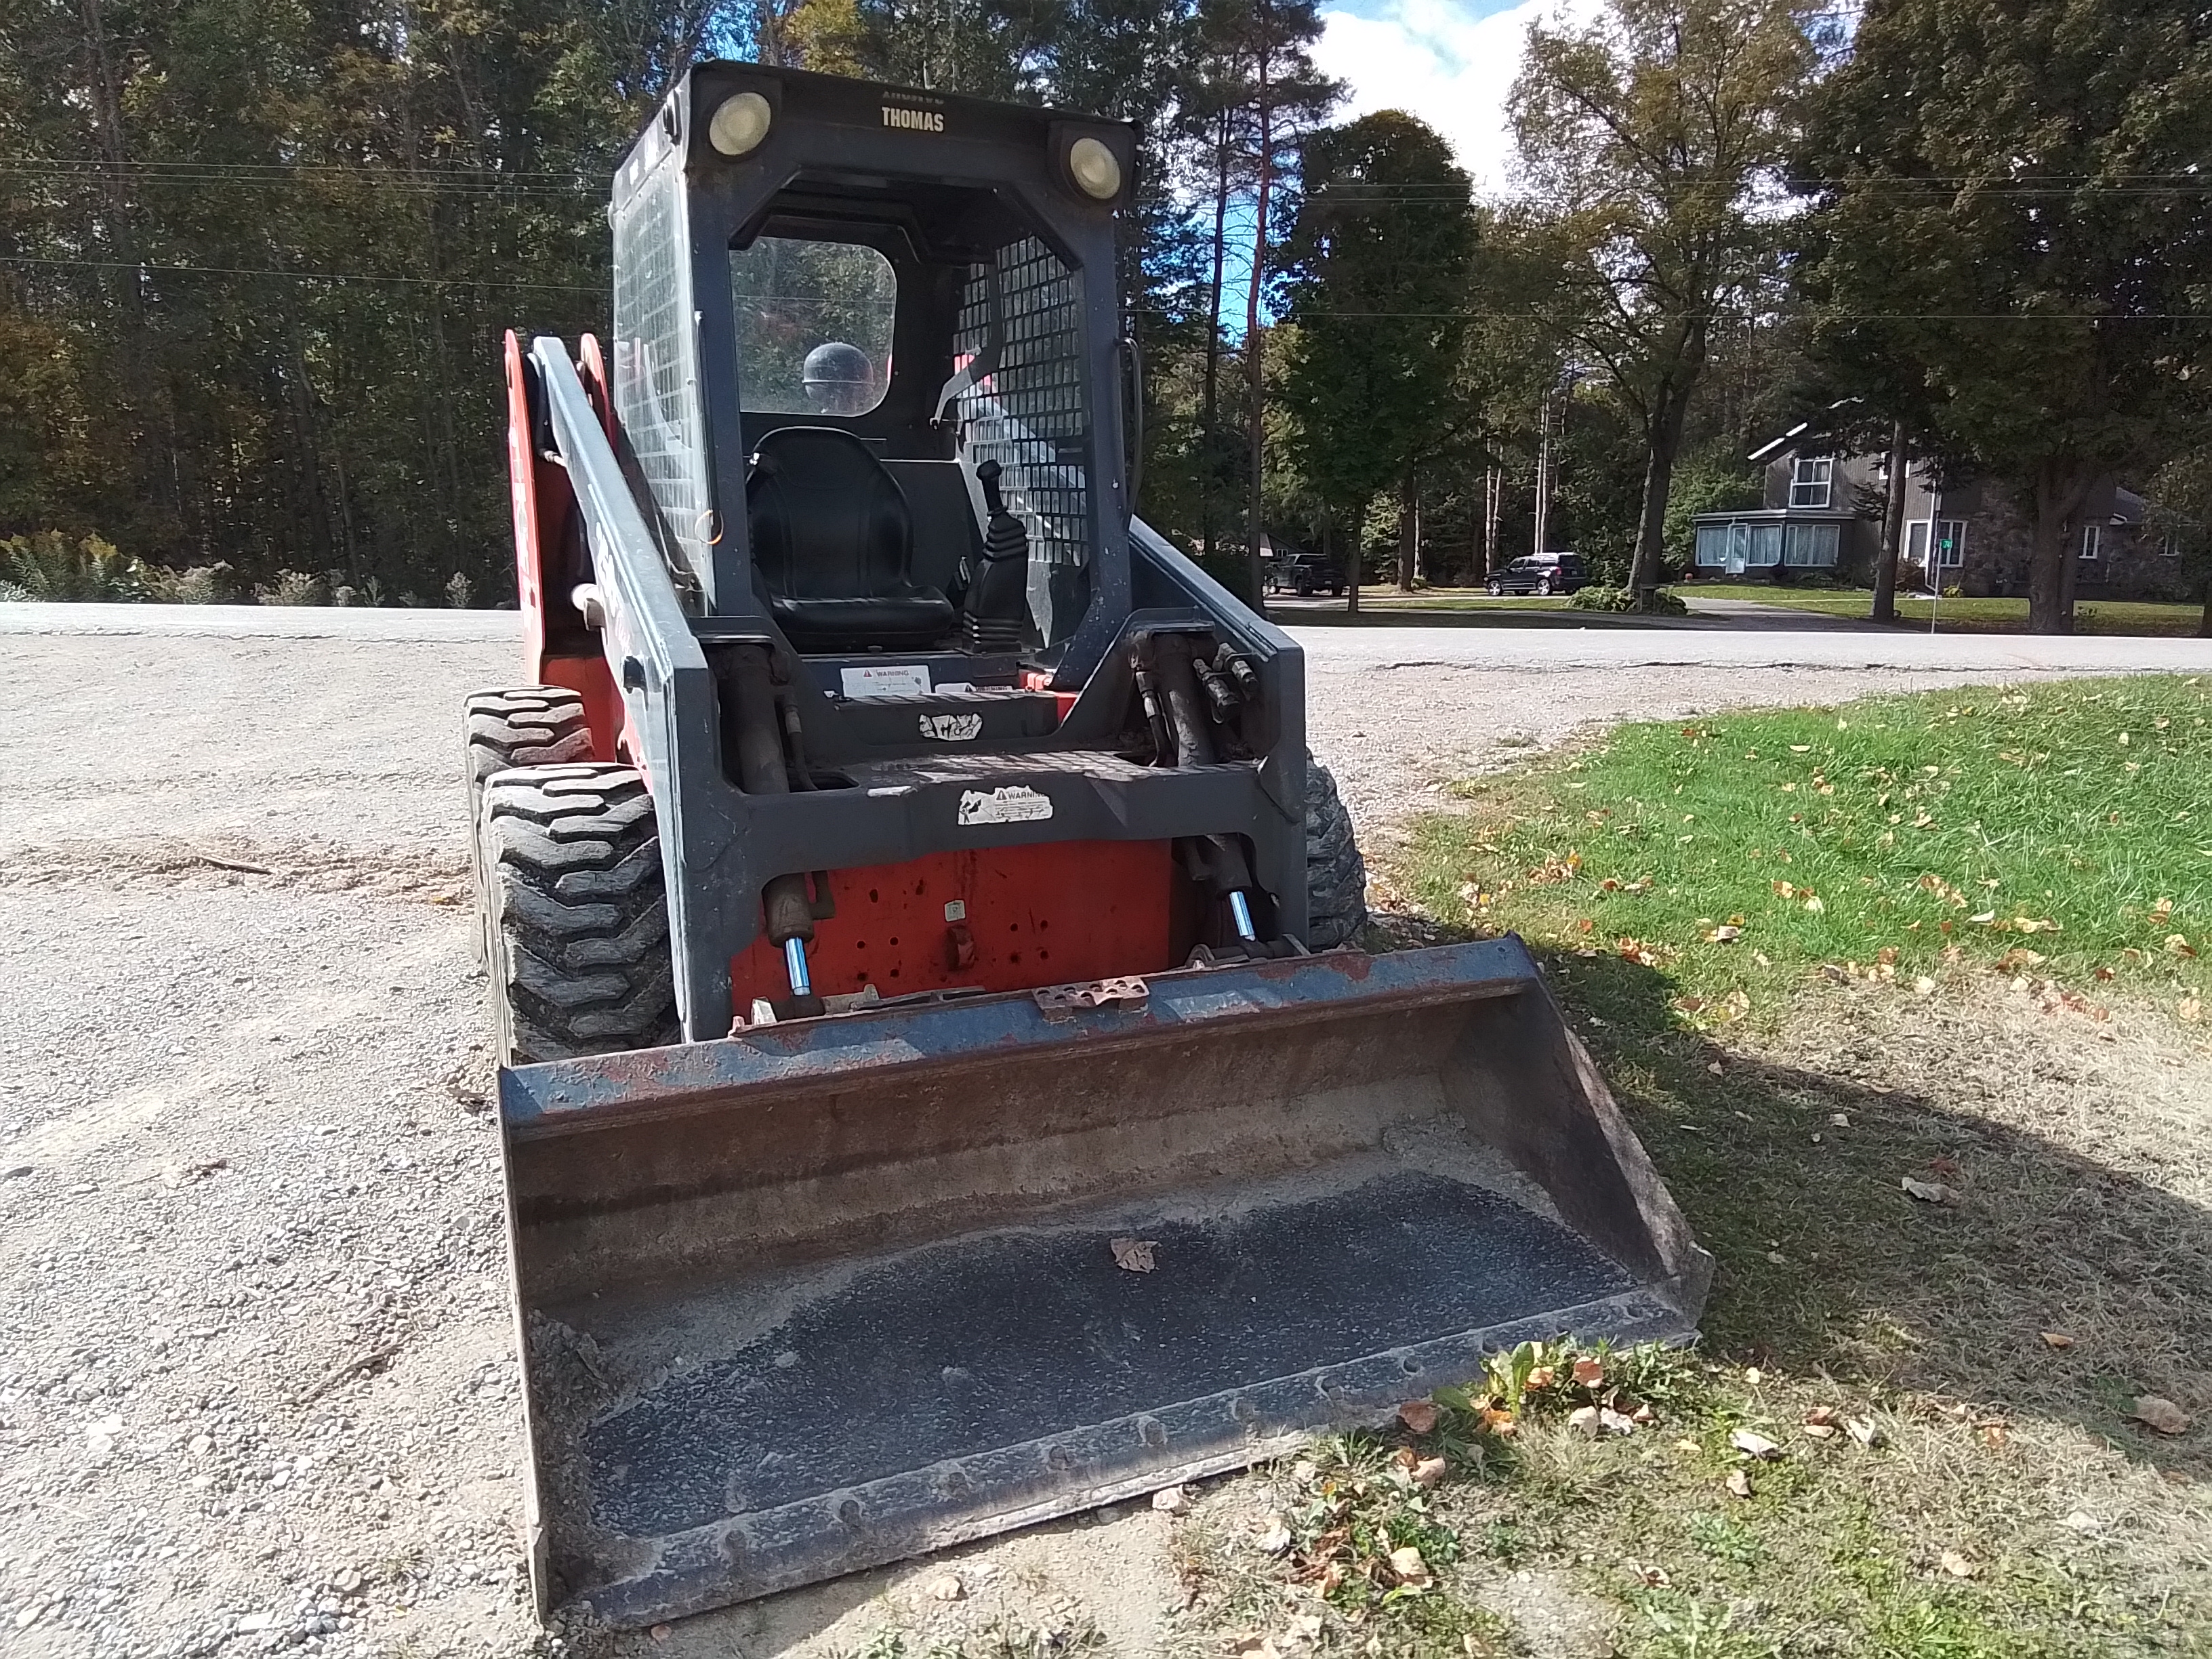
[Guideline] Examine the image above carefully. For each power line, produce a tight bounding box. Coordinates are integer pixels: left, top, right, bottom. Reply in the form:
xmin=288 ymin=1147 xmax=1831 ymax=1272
xmin=0 ymin=254 xmax=602 ymax=293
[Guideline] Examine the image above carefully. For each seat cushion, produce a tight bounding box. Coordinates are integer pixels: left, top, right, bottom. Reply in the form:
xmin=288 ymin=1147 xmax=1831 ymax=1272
xmin=771 ymin=592 xmax=958 ymax=653
xmin=747 ymin=427 xmax=954 ymax=651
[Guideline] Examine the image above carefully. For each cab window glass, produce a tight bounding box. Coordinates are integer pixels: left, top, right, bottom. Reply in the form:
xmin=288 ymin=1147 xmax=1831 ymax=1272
xmin=730 ymin=238 xmax=898 ymax=416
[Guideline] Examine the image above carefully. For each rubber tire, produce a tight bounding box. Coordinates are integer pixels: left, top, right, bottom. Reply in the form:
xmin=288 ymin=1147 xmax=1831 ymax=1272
xmin=1536 ymin=576 xmax=1553 ymax=596
xmin=1488 ymin=579 xmax=1504 ymax=596
xmin=463 ymin=687 xmax=594 ymax=967
xmin=476 ymin=764 xmax=680 ymax=1067
xmin=1304 ymin=756 xmax=1369 ymax=950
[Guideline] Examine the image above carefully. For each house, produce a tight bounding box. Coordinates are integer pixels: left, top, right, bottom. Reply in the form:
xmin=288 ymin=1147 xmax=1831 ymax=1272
xmin=1689 ymin=422 xmax=2186 ymax=599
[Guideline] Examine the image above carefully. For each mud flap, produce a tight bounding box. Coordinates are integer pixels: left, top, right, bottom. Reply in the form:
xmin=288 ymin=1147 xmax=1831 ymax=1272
xmin=497 ymin=937 xmax=1712 ymax=1629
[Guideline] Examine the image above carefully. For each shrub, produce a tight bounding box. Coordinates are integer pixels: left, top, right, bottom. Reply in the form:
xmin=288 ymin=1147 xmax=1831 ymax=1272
xmin=1569 ymin=583 xmax=1689 ymax=615
xmin=1 ymin=531 xmax=138 ymax=600
xmin=138 ymin=562 xmax=234 ymax=604
xmin=255 ymin=570 xmax=329 ymax=607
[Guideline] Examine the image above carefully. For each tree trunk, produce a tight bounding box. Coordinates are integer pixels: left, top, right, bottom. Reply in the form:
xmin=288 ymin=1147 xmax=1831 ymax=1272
xmin=1242 ymin=30 xmax=1273 ymax=615
xmin=1870 ymin=419 xmax=1907 ymax=623
xmin=1396 ymin=472 xmax=1418 ymax=592
xmin=1199 ymin=108 xmax=1231 ymax=567
xmin=1627 ymin=432 xmax=1683 ymax=608
xmin=2025 ymin=459 xmax=2091 ymax=634
xmin=1626 ymin=375 xmax=1696 ymax=606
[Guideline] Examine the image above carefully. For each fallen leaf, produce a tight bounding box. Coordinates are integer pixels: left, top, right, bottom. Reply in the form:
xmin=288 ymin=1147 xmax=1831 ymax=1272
xmin=1151 ymin=1484 xmax=1189 ymax=1514
xmin=2060 ymin=1510 xmax=2101 ymax=1534
xmin=1527 ymin=1365 xmax=1556 ymax=1389
xmin=1599 ymin=1408 xmax=1640 ymax=1435
xmin=1704 ymin=924 xmax=1742 ymax=943
xmin=1397 ymin=1399 xmax=1439 ymax=1435
xmin=1914 ymin=976 xmax=1938 ymax=996
xmin=1256 ymin=1516 xmax=1294 ymax=1555
xmin=1571 ymin=1357 xmax=1605 ymax=1387
xmin=1829 ymin=1112 xmax=1851 ymax=1128
xmin=924 ymin=1572 xmax=966 ymax=1601
xmin=1801 ymin=1421 xmax=1837 ymax=1439
xmin=1111 ymin=1237 xmax=1158 ymax=1273
xmin=1412 ymin=1456 xmax=1448 ymax=1489
xmin=1744 ymin=1366 xmax=1763 ymax=1386
xmin=1387 ymin=1545 xmax=1429 ymax=1585
xmin=1803 ymin=895 xmax=1826 ymax=914
xmin=1901 ymin=1174 xmax=1957 ymax=1204
xmin=1940 ymin=1551 xmax=1978 ymax=1580
xmin=1568 ymin=1405 xmax=1602 ymax=1436
xmin=1724 ymin=1469 xmax=1753 ymax=1498
xmin=1730 ymin=1429 xmax=1782 ymax=1460
xmin=2132 ymin=1396 xmax=2191 ymax=1435
xmin=161 ymin=1158 xmax=229 ymax=1188
xmin=1674 ymin=1437 xmax=1701 ymax=1454
xmin=1846 ymin=1417 xmax=1881 ymax=1448
xmin=2039 ymin=1332 xmax=2074 ymax=1351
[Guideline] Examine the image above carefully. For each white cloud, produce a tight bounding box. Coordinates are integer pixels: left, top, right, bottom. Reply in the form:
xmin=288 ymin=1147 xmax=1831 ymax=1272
xmin=1312 ymin=0 xmax=1600 ymax=194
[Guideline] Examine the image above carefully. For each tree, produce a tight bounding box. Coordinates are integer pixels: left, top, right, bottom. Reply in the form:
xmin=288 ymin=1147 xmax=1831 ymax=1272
xmin=1207 ymin=0 xmax=1337 ymax=606
xmin=2145 ymin=450 xmax=2212 ymax=638
xmin=1510 ymin=0 xmax=1821 ymax=606
xmin=1277 ymin=112 xmax=1476 ymax=607
xmin=1795 ymin=0 xmax=2212 ymax=633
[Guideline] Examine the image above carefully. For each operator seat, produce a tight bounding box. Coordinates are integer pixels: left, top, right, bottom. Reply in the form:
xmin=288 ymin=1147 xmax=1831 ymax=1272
xmin=746 ymin=427 xmax=956 ymax=653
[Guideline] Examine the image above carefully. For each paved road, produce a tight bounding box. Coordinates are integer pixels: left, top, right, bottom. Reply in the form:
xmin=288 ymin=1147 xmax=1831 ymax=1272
xmin=9 ymin=601 xmax=2208 ymax=674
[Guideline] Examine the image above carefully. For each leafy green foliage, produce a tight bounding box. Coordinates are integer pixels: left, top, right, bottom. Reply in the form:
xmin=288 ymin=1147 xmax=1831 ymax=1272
xmin=1511 ymin=0 xmax=1825 ymax=597
xmin=1276 ymin=112 xmax=1475 ymax=574
xmin=1794 ymin=0 xmax=2212 ymax=633
xmin=1570 ymin=583 xmax=1689 ymax=614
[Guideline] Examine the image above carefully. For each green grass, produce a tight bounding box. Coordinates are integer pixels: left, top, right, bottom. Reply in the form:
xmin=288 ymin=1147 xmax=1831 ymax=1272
xmin=1406 ymin=677 xmax=2211 ymax=1025
xmin=1684 ymin=584 xmax=2207 ymax=637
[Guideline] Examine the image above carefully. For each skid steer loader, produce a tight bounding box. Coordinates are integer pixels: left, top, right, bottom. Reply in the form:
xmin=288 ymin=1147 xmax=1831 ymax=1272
xmin=470 ymin=62 xmax=1712 ymax=1631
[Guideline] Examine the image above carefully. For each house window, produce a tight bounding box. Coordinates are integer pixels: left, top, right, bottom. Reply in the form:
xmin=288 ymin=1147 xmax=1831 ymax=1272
xmin=2078 ymin=523 xmax=2102 ymax=561
xmin=1695 ymin=525 xmax=1729 ymax=567
xmin=1750 ymin=523 xmax=1783 ymax=567
xmin=1783 ymin=523 xmax=1840 ymax=567
xmin=1907 ymin=518 xmax=1966 ymax=567
xmin=1789 ymin=456 xmax=1834 ymax=509
xmin=2164 ymin=533 xmax=2182 ymax=558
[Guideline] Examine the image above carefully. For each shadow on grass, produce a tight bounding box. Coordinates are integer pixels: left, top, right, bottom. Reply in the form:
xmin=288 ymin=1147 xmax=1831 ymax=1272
xmin=1519 ymin=940 xmax=2209 ymax=1483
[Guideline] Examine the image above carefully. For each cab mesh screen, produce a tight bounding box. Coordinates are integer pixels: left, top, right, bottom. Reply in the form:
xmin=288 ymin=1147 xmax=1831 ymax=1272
xmin=612 ymin=163 xmax=706 ymax=577
xmin=954 ymin=238 xmax=1090 ymax=574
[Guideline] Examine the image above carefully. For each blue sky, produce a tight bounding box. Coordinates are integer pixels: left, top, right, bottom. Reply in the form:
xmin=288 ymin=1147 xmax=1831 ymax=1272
xmin=1312 ymin=0 xmax=1596 ymax=191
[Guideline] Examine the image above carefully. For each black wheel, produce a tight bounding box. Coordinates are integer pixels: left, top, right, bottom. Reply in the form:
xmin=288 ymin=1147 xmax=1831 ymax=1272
xmin=475 ymin=764 xmax=680 ymax=1067
xmin=1536 ymin=576 xmax=1553 ymax=596
xmin=1304 ymin=756 xmax=1369 ymax=951
xmin=1487 ymin=579 xmax=1504 ymax=596
xmin=463 ymin=687 xmax=594 ymax=966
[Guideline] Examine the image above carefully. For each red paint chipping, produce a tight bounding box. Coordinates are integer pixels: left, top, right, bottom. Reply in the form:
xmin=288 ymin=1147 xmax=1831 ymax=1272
xmin=730 ymin=842 xmax=1179 ymax=1008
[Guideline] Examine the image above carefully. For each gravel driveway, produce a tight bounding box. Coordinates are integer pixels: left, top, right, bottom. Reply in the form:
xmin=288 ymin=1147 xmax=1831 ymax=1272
xmin=0 ymin=622 xmax=2142 ymax=1657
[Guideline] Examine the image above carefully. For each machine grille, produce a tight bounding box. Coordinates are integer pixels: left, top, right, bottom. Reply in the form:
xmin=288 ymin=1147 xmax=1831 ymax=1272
xmin=612 ymin=163 xmax=708 ymax=584
xmin=954 ymin=239 xmax=1091 ymax=587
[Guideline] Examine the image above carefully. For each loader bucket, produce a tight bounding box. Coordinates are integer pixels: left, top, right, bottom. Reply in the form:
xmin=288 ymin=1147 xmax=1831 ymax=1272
xmin=499 ymin=937 xmax=1712 ymax=1628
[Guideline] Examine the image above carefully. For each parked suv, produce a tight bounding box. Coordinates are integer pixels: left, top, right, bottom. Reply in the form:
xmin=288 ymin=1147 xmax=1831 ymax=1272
xmin=1486 ymin=552 xmax=1589 ymax=596
xmin=1266 ymin=554 xmax=1347 ymax=597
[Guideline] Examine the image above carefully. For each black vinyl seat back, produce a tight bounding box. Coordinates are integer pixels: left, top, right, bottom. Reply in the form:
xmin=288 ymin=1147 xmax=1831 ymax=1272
xmin=746 ymin=426 xmax=956 ymax=652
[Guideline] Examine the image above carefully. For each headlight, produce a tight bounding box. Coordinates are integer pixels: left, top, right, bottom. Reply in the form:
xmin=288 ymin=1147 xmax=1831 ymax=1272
xmin=1067 ymin=136 xmax=1122 ymax=201
xmin=708 ymin=91 xmax=772 ymax=158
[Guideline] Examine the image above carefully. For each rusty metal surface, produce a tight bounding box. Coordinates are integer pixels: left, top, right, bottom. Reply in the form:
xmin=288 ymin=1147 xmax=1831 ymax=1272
xmin=497 ymin=939 xmax=1713 ymax=1629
